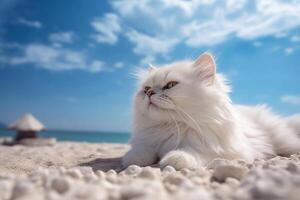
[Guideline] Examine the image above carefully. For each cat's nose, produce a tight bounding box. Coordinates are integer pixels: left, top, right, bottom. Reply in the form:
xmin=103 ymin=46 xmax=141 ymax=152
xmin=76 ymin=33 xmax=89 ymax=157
xmin=146 ymin=89 xmax=156 ymax=97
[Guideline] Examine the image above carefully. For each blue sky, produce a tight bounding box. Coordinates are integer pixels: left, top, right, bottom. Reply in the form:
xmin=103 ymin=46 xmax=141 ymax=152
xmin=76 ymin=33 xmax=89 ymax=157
xmin=0 ymin=0 xmax=300 ymax=132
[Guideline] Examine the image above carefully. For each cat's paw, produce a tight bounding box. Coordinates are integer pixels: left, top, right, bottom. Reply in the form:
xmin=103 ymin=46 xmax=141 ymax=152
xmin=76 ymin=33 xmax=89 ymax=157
xmin=159 ymin=150 xmax=198 ymax=170
xmin=122 ymin=148 xmax=156 ymax=168
xmin=122 ymin=151 xmax=143 ymax=168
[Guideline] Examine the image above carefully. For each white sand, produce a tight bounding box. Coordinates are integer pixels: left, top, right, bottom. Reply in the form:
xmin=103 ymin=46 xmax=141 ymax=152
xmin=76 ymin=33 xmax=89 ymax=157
xmin=0 ymin=140 xmax=300 ymax=200
xmin=0 ymin=141 xmax=128 ymax=175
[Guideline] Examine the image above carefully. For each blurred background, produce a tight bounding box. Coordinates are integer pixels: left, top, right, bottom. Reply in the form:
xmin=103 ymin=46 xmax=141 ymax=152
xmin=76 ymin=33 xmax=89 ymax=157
xmin=0 ymin=0 xmax=299 ymax=143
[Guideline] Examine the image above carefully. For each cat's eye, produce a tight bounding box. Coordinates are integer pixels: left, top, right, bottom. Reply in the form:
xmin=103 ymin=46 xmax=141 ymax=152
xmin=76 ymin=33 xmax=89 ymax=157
xmin=144 ymin=86 xmax=151 ymax=93
xmin=162 ymin=81 xmax=178 ymax=90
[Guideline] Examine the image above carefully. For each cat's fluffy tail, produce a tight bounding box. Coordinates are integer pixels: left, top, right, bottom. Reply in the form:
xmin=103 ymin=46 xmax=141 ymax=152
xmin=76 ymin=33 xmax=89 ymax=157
xmin=285 ymin=114 xmax=300 ymax=137
xmin=274 ymin=113 xmax=300 ymax=156
xmin=240 ymin=105 xmax=300 ymax=156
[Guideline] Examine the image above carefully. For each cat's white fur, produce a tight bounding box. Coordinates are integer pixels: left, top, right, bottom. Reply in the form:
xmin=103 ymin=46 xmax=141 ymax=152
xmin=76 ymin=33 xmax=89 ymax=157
xmin=122 ymin=53 xmax=300 ymax=169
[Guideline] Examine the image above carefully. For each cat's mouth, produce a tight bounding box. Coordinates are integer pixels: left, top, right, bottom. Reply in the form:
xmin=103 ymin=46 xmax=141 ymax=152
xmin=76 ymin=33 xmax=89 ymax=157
xmin=148 ymin=98 xmax=165 ymax=110
xmin=148 ymin=98 xmax=173 ymax=111
xmin=148 ymin=100 xmax=159 ymax=108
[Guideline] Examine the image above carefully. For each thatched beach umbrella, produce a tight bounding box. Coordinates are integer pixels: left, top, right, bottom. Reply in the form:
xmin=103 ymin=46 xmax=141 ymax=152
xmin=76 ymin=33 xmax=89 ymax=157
xmin=10 ymin=113 xmax=45 ymax=141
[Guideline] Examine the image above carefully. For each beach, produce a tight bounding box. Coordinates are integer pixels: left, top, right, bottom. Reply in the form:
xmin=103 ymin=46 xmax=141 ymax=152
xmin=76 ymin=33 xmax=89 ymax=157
xmin=0 ymin=140 xmax=300 ymax=200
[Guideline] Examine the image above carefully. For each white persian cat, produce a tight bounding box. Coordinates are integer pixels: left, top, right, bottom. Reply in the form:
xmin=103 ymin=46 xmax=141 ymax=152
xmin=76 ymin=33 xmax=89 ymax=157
xmin=122 ymin=53 xmax=300 ymax=170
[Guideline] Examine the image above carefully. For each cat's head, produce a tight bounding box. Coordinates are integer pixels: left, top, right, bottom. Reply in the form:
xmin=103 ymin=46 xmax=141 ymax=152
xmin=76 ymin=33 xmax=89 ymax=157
xmin=133 ymin=53 xmax=231 ymax=122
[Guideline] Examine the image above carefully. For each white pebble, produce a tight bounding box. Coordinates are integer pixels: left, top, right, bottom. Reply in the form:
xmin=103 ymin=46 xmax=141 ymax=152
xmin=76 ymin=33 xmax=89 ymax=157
xmin=96 ymin=170 xmax=106 ymax=179
xmin=138 ymin=167 xmax=158 ymax=180
xmin=214 ymin=184 xmax=233 ymax=199
xmin=212 ymin=165 xmax=248 ymax=182
xmin=173 ymin=188 xmax=212 ymax=200
xmin=51 ymin=177 xmax=70 ymax=194
xmin=190 ymin=177 xmax=208 ymax=186
xmin=163 ymin=165 xmax=176 ymax=173
xmin=211 ymin=181 xmax=221 ymax=189
xmin=65 ymin=169 xmax=83 ymax=179
xmin=286 ymin=162 xmax=299 ymax=174
xmin=11 ymin=181 xmax=35 ymax=199
xmin=249 ymin=179 xmax=286 ymax=199
xmin=118 ymin=171 xmax=126 ymax=177
xmin=206 ymin=158 xmax=230 ymax=170
xmin=163 ymin=173 xmax=186 ymax=186
xmin=77 ymin=166 xmax=94 ymax=176
xmin=68 ymin=183 xmax=108 ymax=200
xmin=290 ymin=154 xmax=299 ymax=161
xmin=120 ymin=179 xmax=167 ymax=199
xmin=106 ymin=170 xmax=118 ymax=183
xmin=84 ymin=174 xmax=98 ymax=182
xmin=106 ymin=169 xmax=117 ymax=176
xmin=0 ymin=180 xmax=13 ymax=200
xmin=180 ymin=168 xmax=191 ymax=176
xmin=37 ymin=168 xmax=49 ymax=176
xmin=124 ymin=165 xmax=142 ymax=176
xmin=46 ymin=191 xmax=61 ymax=200
xmin=180 ymin=179 xmax=195 ymax=190
xmin=292 ymin=174 xmax=300 ymax=186
xmin=58 ymin=166 xmax=66 ymax=174
xmin=225 ymin=177 xmax=240 ymax=188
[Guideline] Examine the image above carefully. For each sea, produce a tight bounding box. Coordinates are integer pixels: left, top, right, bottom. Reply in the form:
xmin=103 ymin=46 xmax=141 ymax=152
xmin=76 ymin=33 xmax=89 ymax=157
xmin=0 ymin=129 xmax=130 ymax=144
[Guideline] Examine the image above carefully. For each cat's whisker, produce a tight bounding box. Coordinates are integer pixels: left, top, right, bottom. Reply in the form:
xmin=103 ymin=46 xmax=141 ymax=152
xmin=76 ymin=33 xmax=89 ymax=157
xmin=169 ymin=98 xmax=228 ymax=123
xmin=156 ymin=96 xmax=206 ymax=135
xmin=174 ymin=104 xmax=203 ymax=134
xmin=157 ymin=96 xmax=175 ymax=107
xmin=168 ymin=104 xmax=205 ymax=145
xmin=173 ymin=105 xmax=209 ymax=147
xmin=159 ymin=96 xmax=202 ymax=148
xmin=168 ymin=111 xmax=181 ymax=149
xmin=156 ymin=96 xmax=202 ymax=134
xmin=169 ymin=95 xmax=189 ymax=98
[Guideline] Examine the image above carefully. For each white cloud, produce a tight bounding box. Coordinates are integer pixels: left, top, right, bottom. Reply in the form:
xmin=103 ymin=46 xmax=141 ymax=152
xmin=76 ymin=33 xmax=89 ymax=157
xmin=271 ymin=46 xmax=281 ymax=52
xmin=125 ymin=30 xmax=179 ymax=64
xmin=235 ymin=1 xmax=300 ymax=39
xmin=113 ymin=0 xmax=214 ymax=18
xmin=281 ymin=95 xmax=300 ymax=105
xmin=17 ymin=18 xmax=42 ymax=28
xmin=274 ymin=32 xmax=288 ymax=38
xmin=3 ymin=43 xmax=105 ymax=73
xmin=110 ymin=0 xmax=300 ymax=57
xmin=114 ymin=62 xmax=124 ymax=68
xmin=162 ymin=0 xmax=215 ymax=16
xmin=91 ymin=13 xmax=121 ymax=45
xmin=49 ymin=31 xmax=76 ymax=44
xmin=226 ymin=0 xmax=246 ymax=12
xmin=253 ymin=41 xmax=262 ymax=47
xmin=284 ymin=47 xmax=294 ymax=54
xmin=89 ymin=60 xmax=105 ymax=72
xmin=140 ymin=55 xmax=156 ymax=66
xmin=290 ymin=35 xmax=300 ymax=42
xmin=181 ymin=19 xmax=235 ymax=46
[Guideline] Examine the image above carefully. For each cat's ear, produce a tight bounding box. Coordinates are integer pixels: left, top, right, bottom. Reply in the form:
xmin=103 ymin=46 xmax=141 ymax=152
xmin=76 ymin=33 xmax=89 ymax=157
xmin=148 ymin=63 xmax=157 ymax=72
xmin=192 ymin=52 xmax=216 ymax=85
